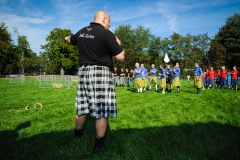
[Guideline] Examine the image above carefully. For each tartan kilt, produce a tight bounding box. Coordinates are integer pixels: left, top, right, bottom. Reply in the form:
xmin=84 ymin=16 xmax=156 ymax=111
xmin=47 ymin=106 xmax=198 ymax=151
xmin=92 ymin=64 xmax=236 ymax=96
xmin=134 ymin=78 xmax=143 ymax=88
xmin=149 ymin=76 xmax=157 ymax=85
xmin=141 ymin=78 xmax=147 ymax=87
xmin=173 ymin=77 xmax=181 ymax=86
xmin=75 ymin=65 xmax=117 ymax=119
xmin=159 ymin=79 xmax=166 ymax=89
xmin=194 ymin=76 xmax=203 ymax=88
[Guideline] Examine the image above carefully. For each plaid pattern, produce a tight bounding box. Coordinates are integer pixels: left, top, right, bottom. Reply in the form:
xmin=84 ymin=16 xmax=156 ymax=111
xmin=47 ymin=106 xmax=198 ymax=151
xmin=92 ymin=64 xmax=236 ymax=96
xmin=134 ymin=78 xmax=143 ymax=88
xmin=75 ymin=65 xmax=117 ymax=119
xmin=149 ymin=76 xmax=157 ymax=85
xmin=194 ymin=76 xmax=203 ymax=88
xmin=159 ymin=79 xmax=166 ymax=89
xmin=173 ymin=77 xmax=180 ymax=86
xmin=141 ymin=78 xmax=147 ymax=87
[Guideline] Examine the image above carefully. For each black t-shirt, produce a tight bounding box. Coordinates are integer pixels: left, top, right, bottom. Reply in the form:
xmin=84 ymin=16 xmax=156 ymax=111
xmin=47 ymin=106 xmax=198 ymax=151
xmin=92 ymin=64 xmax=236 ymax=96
xmin=113 ymin=70 xmax=119 ymax=76
xmin=119 ymin=71 xmax=125 ymax=77
xmin=125 ymin=72 xmax=129 ymax=77
xmin=129 ymin=73 xmax=134 ymax=78
xmin=70 ymin=22 xmax=123 ymax=68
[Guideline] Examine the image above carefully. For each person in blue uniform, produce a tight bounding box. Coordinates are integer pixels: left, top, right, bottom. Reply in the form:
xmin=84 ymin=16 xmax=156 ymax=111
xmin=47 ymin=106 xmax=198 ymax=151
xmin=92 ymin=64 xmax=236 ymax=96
xmin=166 ymin=64 xmax=173 ymax=92
xmin=194 ymin=62 xmax=203 ymax=94
xmin=173 ymin=62 xmax=181 ymax=93
xmin=149 ymin=64 xmax=158 ymax=91
xmin=141 ymin=63 xmax=148 ymax=92
xmin=134 ymin=62 xmax=143 ymax=93
xmin=159 ymin=64 xmax=166 ymax=94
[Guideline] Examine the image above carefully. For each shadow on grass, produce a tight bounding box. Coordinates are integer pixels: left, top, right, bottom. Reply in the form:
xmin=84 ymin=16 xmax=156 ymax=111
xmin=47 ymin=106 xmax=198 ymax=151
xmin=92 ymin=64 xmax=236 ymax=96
xmin=0 ymin=120 xmax=239 ymax=160
xmin=126 ymin=87 xmax=137 ymax=93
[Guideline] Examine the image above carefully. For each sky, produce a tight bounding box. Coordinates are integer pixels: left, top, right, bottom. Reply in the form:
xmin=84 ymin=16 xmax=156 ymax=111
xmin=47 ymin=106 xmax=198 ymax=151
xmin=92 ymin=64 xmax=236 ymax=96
xmin=1 ymin=0 xmax=240 ymax=54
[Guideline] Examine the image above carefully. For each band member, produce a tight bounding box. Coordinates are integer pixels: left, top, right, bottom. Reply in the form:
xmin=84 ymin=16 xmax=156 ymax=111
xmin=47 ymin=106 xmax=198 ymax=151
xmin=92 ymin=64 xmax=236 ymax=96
xmin=141 ymin=63 xmax=148 ymax=92
xmin=173 ymin=63 xmax=181 ymax=93
xmin=159 ymin=64 xmax=166 ymax=94
xmin=134 ymin=63 xmax=143 ymax=93
xmin=194 ymin=62 xmax=203 ymax=94
xmin=149 ymin=64 xmax=158 ymax=91
xmin=166 ymin=64 xmax=173 ymax=92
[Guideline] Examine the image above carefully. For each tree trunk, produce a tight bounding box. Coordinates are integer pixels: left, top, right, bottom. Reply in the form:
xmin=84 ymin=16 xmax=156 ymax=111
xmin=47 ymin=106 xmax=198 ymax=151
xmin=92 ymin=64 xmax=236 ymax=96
xmin=60 ymin=67 xmax=64 ymax=76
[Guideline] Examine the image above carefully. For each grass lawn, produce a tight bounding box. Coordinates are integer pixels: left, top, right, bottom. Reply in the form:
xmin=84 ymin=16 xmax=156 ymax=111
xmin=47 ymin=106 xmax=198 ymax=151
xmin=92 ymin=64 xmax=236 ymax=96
xmin=0 ymin=78 xmax=240 ymax=160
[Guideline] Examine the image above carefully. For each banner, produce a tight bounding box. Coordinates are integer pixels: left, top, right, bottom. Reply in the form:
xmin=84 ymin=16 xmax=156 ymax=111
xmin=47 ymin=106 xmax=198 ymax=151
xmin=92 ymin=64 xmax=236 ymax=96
xmin=164 ymin=53 xmax=170 ymax=63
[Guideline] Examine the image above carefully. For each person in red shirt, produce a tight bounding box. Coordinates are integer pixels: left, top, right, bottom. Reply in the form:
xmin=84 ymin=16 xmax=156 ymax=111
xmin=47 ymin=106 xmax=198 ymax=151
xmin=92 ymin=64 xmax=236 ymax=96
xmin=208 ymin=67 xmax=215 ymax=89
xmin=220 ymin=66 xmax=228 ymax=89
xmin=231 ymin=66 xmax=238 ymax=90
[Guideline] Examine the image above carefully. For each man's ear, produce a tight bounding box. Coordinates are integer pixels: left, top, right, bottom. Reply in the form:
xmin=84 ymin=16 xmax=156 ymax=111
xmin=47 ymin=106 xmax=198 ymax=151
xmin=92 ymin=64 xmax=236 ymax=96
xmin=103 ymin=17 xmax=106 ymax=24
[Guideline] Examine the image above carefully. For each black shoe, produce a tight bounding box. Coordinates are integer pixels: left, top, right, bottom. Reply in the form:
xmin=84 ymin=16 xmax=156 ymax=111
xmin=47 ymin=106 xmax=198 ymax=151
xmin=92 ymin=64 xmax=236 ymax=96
xmin=93 ymin=136 xmax=105 ymax=154
xmin=74 ymin=128 xmax=83 ymax=138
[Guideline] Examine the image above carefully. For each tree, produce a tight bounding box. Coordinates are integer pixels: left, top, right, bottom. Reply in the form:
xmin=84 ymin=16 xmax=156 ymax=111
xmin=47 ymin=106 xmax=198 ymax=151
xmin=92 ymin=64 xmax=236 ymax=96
xmin=41 ymin=28 xmax=78 ymax=75
xmin=113 ymin=25 xmax=155 ymax=70
xmin=0 ymin=22 xmax=17 ymax=74
xmin=23 ymin=50 xmax=41 ymax=75
xmin=168 ymin=32 xmax=210 ymax=69
xmin=16 ymin=35 xmax=30 ymax=74
xmin=208 ymin=13 xmax=240 ymax=69
xmin=148 ymin=37 xmax=163 ymax=65
xmin=206 ymin=39 xmax=226 ymax=69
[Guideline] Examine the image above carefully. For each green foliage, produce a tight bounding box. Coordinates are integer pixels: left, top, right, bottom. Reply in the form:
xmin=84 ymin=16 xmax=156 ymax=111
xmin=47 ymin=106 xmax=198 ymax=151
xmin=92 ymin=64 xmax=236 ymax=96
xmin=0 ymin=22 xmax=17 ymax=74
xmin=168 ymin=32 xmax=211 ymax=69
xmin=16 ymin=36 xmax=32 ymax=74
xmin=0 ymin=23 xmax=41 ymax=75
xmin=41 ymin=28 xmax=78 ymax=74
xmin=208 ymin=13 xmax=240 ymax=69
xmin=113 ymin=25 xmax=154 ymax=69
xmin=207 ymin=39 xmax=226 ymax=69
xmin=148 ymin=37 xmax=162 ymax=63
xmin=2 ymin=13 xmax=239 ymax=75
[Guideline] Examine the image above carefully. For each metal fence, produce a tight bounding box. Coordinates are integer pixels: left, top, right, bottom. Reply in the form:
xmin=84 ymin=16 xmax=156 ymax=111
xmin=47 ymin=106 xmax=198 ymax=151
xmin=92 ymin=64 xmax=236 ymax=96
xmin=6 ymin=74 xmax=25 ymax=84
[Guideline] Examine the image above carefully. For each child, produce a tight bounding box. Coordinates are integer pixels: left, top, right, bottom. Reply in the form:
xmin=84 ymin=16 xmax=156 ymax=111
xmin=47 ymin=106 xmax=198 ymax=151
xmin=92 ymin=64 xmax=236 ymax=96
xmin=227 ymin=69 xmax=232 ymax=88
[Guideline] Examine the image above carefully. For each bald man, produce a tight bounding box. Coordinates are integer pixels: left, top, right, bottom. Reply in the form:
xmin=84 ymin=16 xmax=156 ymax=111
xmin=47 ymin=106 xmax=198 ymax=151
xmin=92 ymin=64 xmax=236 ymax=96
xmin=65 ymin=10 xmax=125 ymax=153
xmin=134 ymin=62 xmax=143 ymax=93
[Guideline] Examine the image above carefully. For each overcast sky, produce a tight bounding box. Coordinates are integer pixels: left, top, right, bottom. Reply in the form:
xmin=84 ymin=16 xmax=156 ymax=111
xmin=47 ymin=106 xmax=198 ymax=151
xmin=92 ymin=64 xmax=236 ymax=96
xmin=1 ymin=0 xmax=240 ymax=54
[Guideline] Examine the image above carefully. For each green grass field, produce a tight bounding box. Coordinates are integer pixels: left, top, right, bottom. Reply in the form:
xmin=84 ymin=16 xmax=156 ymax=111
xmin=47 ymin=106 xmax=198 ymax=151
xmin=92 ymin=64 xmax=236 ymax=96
xmin=0 ymin=78 xmax=240 ymax=160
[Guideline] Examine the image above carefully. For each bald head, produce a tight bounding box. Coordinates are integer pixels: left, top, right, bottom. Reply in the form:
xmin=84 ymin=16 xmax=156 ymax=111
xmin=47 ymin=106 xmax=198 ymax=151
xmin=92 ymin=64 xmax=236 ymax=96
xmin=135 ymin=63 xmax=139 ymax=67
xmin=94 ymin=10 xmax=111 ymax=29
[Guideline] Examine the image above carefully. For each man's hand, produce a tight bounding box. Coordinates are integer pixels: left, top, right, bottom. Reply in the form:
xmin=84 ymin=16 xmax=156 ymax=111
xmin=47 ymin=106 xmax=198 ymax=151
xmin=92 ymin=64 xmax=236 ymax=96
xmin=65 ymin=36 xmax=71 ymax=43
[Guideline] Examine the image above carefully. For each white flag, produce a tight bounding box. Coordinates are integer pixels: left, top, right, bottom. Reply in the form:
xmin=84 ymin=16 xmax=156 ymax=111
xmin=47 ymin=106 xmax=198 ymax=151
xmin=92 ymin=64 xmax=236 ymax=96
xmin=164 ymin=53 xmax=170 ymax=63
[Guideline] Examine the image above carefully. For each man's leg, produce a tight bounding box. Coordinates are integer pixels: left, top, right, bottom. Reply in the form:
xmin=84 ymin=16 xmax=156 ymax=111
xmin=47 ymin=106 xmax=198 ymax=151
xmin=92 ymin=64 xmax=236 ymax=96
xmin=177 ymin=86 xmax=180 ymax=93
xmin=96 ymin=117 xmax=108 ymax=137
xmin=76 ymin=114 xmax=87 ymax=129
xmin=75 ymin=114 xmax=87 ymax=138
xmin=93 ymin=117 xmax=108 ymax=153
